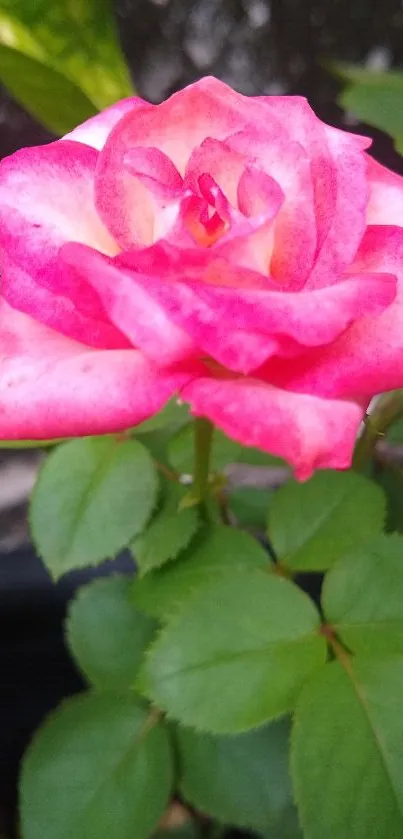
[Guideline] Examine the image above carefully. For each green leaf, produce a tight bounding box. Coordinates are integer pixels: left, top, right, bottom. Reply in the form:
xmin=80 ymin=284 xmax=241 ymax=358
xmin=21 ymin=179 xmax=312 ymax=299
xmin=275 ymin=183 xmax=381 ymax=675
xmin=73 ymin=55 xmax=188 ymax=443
xmin=132 ymin=482 xmax=200 ymax=575
xmin=169 ymin=424 xmax=284 ymax=475
xmin=135 ymin=399 xmax=190 ymax=436
xmin=236 ymin=448 xmax=285 ymax=468
xmin=0 ymin=0 xmax=132 ymax=114
xmin=21 ymin=692 xmax=173 ymax=839
xmin=292 ymin=659 xmax=403 ymax=839
xmin=334 ymin=65 xmax=403 ymax=153
xmin=176 ymin=719 xmax=301 ymax=836
xmin=154 ymin=824 xmax=200 ymax=839
xmin=30 ymin=436 xmax=159 ymax=578
xmin=386 ymin=415 xmax=403 ymax=443
xmin=322 ymin=533 xmax=403 ymax=655
xmin=0 ymin=437 xmax=65 ymax=449
xmin=229 ymin=486 xmax=273 ymax=530
xmin=374 ymin=463 xmax=403 ymax=533
xmin=268 ymin=470 xmax=385 ymax=572
xmin=66 ymin=576 xmax=157 ymax=690
xmin=131 ymin=524 xmax=270 ymax=619
xmin=134 ymin=404 xmax=191 ymax=472
xmin=139 ymin=568 xmax=326 ymax=732
xmin=0 ymin=44 xmax=97 ymax=134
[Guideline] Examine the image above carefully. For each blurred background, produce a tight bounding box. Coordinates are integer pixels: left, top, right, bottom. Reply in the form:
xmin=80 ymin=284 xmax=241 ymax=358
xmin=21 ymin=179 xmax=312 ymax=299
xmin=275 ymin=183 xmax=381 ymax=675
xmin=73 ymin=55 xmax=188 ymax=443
xmin=1 ymin=0 xmax=403 ymax=169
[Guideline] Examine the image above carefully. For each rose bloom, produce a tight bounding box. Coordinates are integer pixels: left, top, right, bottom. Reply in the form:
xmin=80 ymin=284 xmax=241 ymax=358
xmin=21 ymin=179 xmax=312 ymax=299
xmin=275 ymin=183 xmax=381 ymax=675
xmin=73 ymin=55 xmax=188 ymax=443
xmin=0 ymin=77 xmax=402 ymax=478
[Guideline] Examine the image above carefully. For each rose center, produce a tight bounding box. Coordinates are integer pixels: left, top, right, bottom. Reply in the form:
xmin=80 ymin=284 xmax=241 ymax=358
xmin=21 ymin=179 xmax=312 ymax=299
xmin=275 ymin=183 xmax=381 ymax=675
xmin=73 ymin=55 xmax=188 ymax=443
xmin=182 ymin=173 xmax=230 ymax=247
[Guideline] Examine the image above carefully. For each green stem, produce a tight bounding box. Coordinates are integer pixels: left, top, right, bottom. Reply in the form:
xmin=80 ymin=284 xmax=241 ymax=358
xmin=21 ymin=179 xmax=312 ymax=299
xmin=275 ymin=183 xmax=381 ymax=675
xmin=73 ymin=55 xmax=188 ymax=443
xmin=320 ymin=624 xmax=353 ymax=670
xmin=352 ymin=390 xmax=403 ymax=471
xmin=192 ymin=417 xmax=214 ymax=502
xmin=153 ymin=459 xmax=181 ymax=483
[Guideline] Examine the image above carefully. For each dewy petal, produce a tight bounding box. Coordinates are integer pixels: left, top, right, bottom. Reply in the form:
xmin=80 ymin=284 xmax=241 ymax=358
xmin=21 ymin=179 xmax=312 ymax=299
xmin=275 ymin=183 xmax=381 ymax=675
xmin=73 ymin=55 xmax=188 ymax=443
xmin=0 ymin=300 xmax=196 ymax=439
xmin=64 ymin=96 xmax=149 ymax=150
xmin=182 ymin=376 xmax=367 ymax=481
xmin=366 ymin=156 xmax=403 ymax=225
xmin=0 ymin=140 xmax=126 ymax=349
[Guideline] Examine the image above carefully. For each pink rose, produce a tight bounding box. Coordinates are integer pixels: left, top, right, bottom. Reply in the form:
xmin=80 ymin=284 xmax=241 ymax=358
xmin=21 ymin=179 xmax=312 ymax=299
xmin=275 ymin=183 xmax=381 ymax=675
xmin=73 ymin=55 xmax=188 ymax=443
xmin=0 ymin=76 xmax=402 ymax=478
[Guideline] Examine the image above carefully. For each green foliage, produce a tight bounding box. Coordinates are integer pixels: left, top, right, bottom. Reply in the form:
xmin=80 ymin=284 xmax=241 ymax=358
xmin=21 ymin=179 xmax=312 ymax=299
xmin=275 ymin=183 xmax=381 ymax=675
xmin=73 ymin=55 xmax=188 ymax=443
xmin=132 ymin=481 xmax=201 ymax=575
xmin=66 ymin=576 xmax=157 ymax=690
xmin=133 ymin=402 xmax=192 ymax=475
xmin=30 ymin=436 xmax=158 ymax=578
xmin=291 ymin=531 xmax=403 ymax=839
xmin=374 ymin=418 xmax=403 ymax=531
xmin=268 ymin=470 xmax=385 ymax=571
xmin=0 ymin=0 xmax=132 ymax=132
xmin=169 ymin=423 xmax=284 ymax=475
xmin=334 ymin=64 xmax=403 ymax=153
xmin=292 ymin=660 xmax=403 ymax=839
xmin=323 ymin=534 xmax=403 ymax=655
xmin=154 ymin=824 xmax=200 ymax=839
xmin=176 ymin=719 xmax=301 ymax=836
xmin=374 ymin=463 xmax=403 ymax=533
xmin=228 ymin=486 xmax=273 ymax=530
xmin=386 ymin=416 xmax=403 ymax=443
xmin=0 ymin=43 xmax=97 ymax=135
xmin=0 ymin=437 xmax=65 ymax=449
xmin=135 ymin=399 xmax=190 ymax=437
xmin=139 ymin=568 xmax=326 ymax=732
xmin=20 ymin=693 xmax=173 ymax=839
xmin=21 ymin=403 xmax=403 ymax=838
xmin=131 ymin=524 xmax=270 ymax=619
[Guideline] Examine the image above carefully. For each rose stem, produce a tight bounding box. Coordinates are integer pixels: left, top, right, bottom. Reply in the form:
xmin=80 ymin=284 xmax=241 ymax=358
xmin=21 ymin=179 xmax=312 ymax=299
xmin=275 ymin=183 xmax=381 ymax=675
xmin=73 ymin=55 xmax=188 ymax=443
xmin=192 ymin=417 xmax=214 ymax=502
xmin=352 ymin=389 xmax=403 ymax=471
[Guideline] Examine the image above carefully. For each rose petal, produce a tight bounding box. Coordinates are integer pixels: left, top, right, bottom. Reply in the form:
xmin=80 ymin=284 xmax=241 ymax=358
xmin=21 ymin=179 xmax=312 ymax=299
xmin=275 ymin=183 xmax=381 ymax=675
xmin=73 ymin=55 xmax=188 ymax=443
xmin=100 ymin=76 xmax=270 ymax=173
xmin=213 ymin=167 xmax=284 ymax=273
xmin=187 ymin=271 xmax=396 ymax=346
xmin=100 ymin=145 xmax=184 ymax=248
xmin=264 ymin=226 xmax=403 ymax=398
xmin=0 ymin=140 xmax=125 ymax=349
xmin=64 ymin=96 xmax=148 ymax=150
xmin=184 ymin=137 xmax=246 ymax=207
xmin=258 ymin=98 xmax=370 ymax=288
xmin=62 ymin=243 xmax=277 ymax=372
xmin=0 ymin=299 xmax=195 ymax=439
xmin=236 ymin=166 xmax=283 ymax=218
xmin=366 ymin=156 xmax=403 ymax=225
xmin=188 ymin=161 xmax=284 ymax=273
xmin=63 ymin=242 xmax=394 ymax=376
xmin=227 ymin=127 xmax=317 ymax=289
xmin=61 ymin=243 xmax=197 ymax=366
xmin=113 ymin=245 xmax=396 ymax=348
xmin=94 ymin=77 xmax=288 ymax=248
xmin=182 ymin=375 xmax=367 ymax=480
